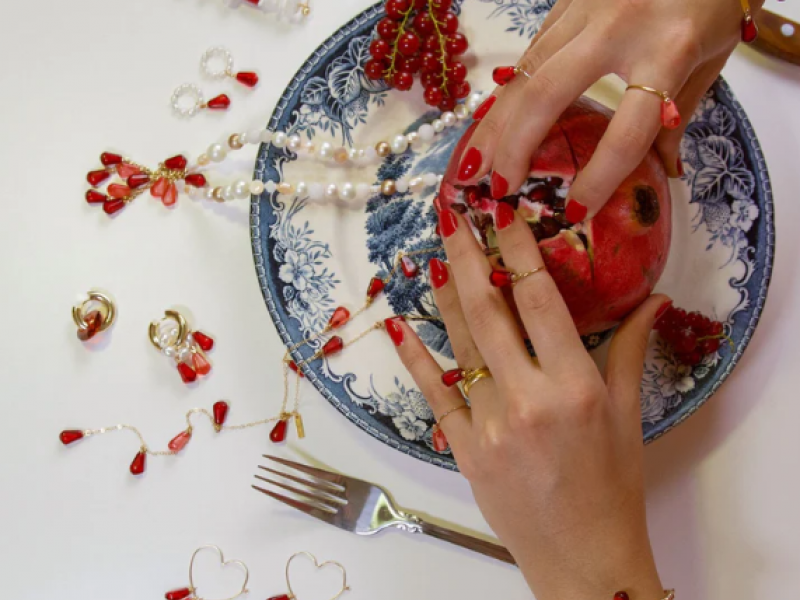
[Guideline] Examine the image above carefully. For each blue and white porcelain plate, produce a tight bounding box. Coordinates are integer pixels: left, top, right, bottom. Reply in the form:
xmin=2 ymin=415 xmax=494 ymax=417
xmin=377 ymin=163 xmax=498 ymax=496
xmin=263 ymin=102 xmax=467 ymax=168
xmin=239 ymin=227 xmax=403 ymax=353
xmin=251 ymin=0 xmax=775 ymax=469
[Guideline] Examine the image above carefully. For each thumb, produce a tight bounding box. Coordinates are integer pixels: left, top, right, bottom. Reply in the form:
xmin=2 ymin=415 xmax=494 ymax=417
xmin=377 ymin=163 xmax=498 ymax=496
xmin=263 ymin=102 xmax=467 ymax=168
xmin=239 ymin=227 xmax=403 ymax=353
xmin=605 ymin=294 xmax=672 ymax=412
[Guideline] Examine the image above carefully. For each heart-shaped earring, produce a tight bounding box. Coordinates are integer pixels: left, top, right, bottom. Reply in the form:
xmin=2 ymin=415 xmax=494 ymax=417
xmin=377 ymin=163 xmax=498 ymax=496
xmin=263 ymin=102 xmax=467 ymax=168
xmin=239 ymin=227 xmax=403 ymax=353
xmin=165 ymin=545 xmax=250 ymax=600
xmin=268 ymin=551 xmax=350 ymax=600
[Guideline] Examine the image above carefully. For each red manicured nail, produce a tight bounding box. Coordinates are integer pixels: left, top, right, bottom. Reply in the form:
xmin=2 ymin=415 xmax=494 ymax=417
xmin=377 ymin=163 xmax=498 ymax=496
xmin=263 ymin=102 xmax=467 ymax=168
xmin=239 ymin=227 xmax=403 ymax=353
xmin=429 ymin=258 xmax=449 ymax=289
xmin=439 ymin=208 xmax=458 ymax=238
xmin=490 ymin=171 xmax=509 ymax=200
xmin=384 ymin=316 xmax=405 ymax=347
xmin=472 ymin=95 xmax=496 ymax=121
xmin=654 ymin=300 xmax=673 ymax=324
xmin=565 ymin=199 xmax=588 ymax=224
xmin=495 ymin=202 xmax=515 ymax=230
xmin=676 ymin=157 xmax=684 ymax=177
xmin=458 ymin=147 xmax=482 ymax=181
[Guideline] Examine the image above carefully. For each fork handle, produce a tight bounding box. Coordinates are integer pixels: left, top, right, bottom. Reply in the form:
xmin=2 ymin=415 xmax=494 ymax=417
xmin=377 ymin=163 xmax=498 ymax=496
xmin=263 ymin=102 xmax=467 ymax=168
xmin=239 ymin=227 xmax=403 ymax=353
xmin=420 ymin=521 xmax=517 ymax=565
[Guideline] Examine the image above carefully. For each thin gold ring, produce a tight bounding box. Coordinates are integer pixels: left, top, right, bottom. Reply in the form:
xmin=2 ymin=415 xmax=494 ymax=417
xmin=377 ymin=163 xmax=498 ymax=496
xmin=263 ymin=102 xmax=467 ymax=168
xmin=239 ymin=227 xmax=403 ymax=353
xmin=463 ymin=367 xmax=493 ymax=398
xmin=514 ymin=66 xmax=532 ymax=79
xmin=512 ymin=265 xmax=547 ymax=285
xmin=72 ymin=291 xmax=116 ymax=332
xmin=626 ymin=84 xmax=673 ymax=103
xmin=437 ymin=404 xmax=470 ymax=427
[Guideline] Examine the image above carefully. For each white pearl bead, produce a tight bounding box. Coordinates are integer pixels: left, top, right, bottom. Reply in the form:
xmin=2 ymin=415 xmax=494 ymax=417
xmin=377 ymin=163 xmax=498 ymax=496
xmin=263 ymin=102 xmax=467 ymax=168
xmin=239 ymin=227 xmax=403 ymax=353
xmin=177 ymin=347 xmax=192 ymax=363
xmin=407 ymin=132 xmax=419 ymax=146
xmin=239 ymin=131 xmax=249 ymax=144
xmin=355 ymin=183 xmax=371 ymax=201
xmin=164 ymin=346 xmax=175 ymax=358
xmin=442 ymin=112 xmax=457 ymax=127
xmin=409 ymin=177 xmax=425 ymax=193
xmin=390 ymin=134 xmax=409 ymax=154
xmin=186 ymin=333 xmax=194 ymax=345
xmin=348 ymin=147 xmax=359 ymax=161
xmin=324 ymin=184 xmax=338 ymax=201
xmin=363 ymin=146 xmax=379 ymax=164
xmin=265 ymin=181 xmax=277 ymax=193
xmin=248 ymin=129 xmax=262 ymax=144
xmin=339 ymin=182 xmax=356 ymax=201
xmin=467 ymin=92 xmax=483 ymax=113
xmin=288 ymin=135 xmax=302 ymax=151
xmin=301 ymin=140 xmax=315 ymax=154
xmin=260 ymin=130 xmax=274 ymax=143
xmin=308 ymin=183 xmax=324 ymax=201
xmin=272 ymin=132 xmax=288 ymax=148
xmin=371 ymin=184 xmax=382 ymax=194
xmin=455 ymin=104 xmax=469 ymax=120
xmin=418 ymin=124 xmax=435 ymax=143
xmin=318 ymin=142 xmax=334 ymax=160
xmin=250 ymin=180 xmax=265 ymax=195
xmin=432 ymin=119 xmax=445 ymax=133
xmin=395 ymin=178 xmax=410 ymax=194
xmin=295 ymin=181 xmax=308 ymax=196
xmin=208 ymin=143 xmax=227 ymax=162
xmin=234 ymin=179 xmax=250 ymax=199
xmin=423 ymin=173 xmax=439 ymax=187
xmin=205 ymin=188 xmax=216 ymax=200
xmin=188 ymin=186 xmax=206 ymax=200
xmin=222 ymin=185 xmax=235 ymax=201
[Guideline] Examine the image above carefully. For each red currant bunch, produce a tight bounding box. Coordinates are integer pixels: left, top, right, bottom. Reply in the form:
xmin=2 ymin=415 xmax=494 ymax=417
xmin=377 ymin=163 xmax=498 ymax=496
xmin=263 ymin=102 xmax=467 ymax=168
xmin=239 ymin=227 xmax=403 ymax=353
xmin=364 ymin=0 xmax=471 ymax=112
xmin=654 ymin=305 xmax=732 ymax=367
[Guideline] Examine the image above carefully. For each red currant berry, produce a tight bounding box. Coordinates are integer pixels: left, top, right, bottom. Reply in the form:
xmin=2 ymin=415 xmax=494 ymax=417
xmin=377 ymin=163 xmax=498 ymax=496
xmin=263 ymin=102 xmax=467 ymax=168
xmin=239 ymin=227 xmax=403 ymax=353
xmin=413 ymin=0 xmax=426 ymax=8
xmin=364 ymin=59 xmax=386 ymax=81
xmin=446 ymin=61 xmax=467 ymax=82
xmin=452 ymin=81 xmax=471 ymax=99
xmin=698 ymin=338 xmax=721 ymax=354
xmin=370 ymin=38 xmax=391 ymax=60
xmin=383 ymin=72 xmax=396 ymax=88
xmin=421 ymin=71 xmax=444 ymax=88
xmin=398 ymin=31 xmax=421 ymax=56
xmin=424 ymin=34 xmax=441 ymax=53
xmin=673 ymin=328 xmax=698 ymax=355
xmin=377 ymin=17 xmax=400 ymax=40
xmin=394 ymin=71 xmax=414 ymax=91
xmin=439 ymin=12 xmax=459 ymax=34
xmin=439 ymin=95 xmax=457 ymax=111
xmin=424 ymin=86 xmax=444 ymax=106
xmin=396 ymin=55 xmax=421 ymax=74
xmin=385 ymin=0 xmax=412 ymax=20
xmin=421 ymin=52 xmax=441 ymax=72
xmin=709 ymin=321 xmax=723 ymax=336
xmin=681 ymin=351 xmax=704 ymax=366
xmin=430 ymin=0 xmax=453 ymax=11
xmin=445 ymin=33 xmax=469 ymax=55
xmin=413 ymin=12 xmax=435 ymax=36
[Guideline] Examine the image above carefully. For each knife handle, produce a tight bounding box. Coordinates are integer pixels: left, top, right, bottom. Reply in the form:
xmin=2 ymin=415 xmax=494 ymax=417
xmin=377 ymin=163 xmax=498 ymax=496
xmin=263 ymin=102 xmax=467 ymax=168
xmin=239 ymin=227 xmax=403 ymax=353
xmin=419 ymin=520 xmax=517 ymax=565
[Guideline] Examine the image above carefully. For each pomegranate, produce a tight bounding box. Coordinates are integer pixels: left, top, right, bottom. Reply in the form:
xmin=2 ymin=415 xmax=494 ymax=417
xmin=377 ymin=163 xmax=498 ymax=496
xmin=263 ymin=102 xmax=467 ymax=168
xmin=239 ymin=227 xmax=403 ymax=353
xmin=438 ymin=96 xmax=672 ymax=335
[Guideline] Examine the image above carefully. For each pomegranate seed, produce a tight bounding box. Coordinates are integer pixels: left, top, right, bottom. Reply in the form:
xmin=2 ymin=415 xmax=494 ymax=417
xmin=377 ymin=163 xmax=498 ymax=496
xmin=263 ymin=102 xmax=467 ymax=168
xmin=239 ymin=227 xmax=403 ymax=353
xmin=270 ymin=419 xmax=289 ymax=443
xmin=177 ymin=362 xmax=197 ymax=384
xmin=328 ymin=307 xmax=351 ymax=329
xmin=367 ymin=277 xmax=385 ymax=299
xmin=322 ymin=336 xmax=344 ymax=357
xmin=130 ymin=451 xmax=146 ymax=475
xmin=100 ymin=152 xmax=123 ymax=166
xmin=441 ymin=369 xmax=465 ymax=387
xmin=236 ymin=71 xmax=259 ymax=87
xmin=164 ymin=155 xmax=188 ymax=170
xmin=60 ymin=430 xmax=84 ymax=445
xmin=193 ymin=331 xmax=214 ymax=352
xmin=213 ymin=401 xmax=229 ymax=429
xmin=185 ymin=173 xmax=207 ymax=187
xmin=87 ymin=169 xmax=111 ymax=187
xmin=168 ymin=430 xmax=192 ymax=452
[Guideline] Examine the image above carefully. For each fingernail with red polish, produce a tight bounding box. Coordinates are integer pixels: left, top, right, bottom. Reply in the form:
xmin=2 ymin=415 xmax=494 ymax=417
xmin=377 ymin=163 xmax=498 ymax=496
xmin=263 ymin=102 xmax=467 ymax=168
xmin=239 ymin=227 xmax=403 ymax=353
xmin=458 ymin=147 xmax=482 ymax=181
xmin=491 ymin=171 xmax=509 ymax=200
xmin=655 ymin=300 xmax=673 ymax=323
xmin=384 ymin=316 xmax=405 ymax=347
xmin=565 ymin=199 xmax=588 ymax=224
xmin=676 ymin=157 xmax=684 ymax=177
xmin=429 ymin=257 xmax=449 ymax=289
xmin=472 ymin=95 xmax=496 ymax=121
xmin=495 ymin=202 xmax=515 ymax=230
xmin=439 ymin=208 xmax=458 ymax=238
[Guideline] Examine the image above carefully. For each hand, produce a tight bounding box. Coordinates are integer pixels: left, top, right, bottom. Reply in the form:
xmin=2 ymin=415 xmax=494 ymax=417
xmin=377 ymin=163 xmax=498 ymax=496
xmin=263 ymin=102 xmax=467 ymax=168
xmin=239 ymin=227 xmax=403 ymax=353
xmin=459 ymin=0 xmax=760 ymax=222
xmin=385 ymin=206 xmax=672 ymax=600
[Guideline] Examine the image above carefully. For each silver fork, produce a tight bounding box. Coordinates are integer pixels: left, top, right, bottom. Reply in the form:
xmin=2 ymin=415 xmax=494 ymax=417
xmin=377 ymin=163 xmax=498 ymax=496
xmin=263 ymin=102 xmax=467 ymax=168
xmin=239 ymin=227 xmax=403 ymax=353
xmin=253 ymin=454 xmax=515 ymax=565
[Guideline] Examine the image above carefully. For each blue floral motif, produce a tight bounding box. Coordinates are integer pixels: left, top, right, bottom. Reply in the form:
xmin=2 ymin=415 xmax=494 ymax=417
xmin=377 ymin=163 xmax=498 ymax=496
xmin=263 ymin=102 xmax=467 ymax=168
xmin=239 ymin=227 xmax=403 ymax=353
xmin=480 ymin=0 xmax=557 ymax=38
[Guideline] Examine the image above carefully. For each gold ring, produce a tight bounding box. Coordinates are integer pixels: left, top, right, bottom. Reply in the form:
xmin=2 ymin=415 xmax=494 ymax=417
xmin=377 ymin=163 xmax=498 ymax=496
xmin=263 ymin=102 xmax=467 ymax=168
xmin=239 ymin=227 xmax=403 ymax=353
xmin=512 ymin=266 xmax=546 ymax=285
xmin=514 ymin=66 xmax=532 ymax=79
xmin=625 ymin=85 xmax=681 ymax=130
xmin=73 ymin=291 xmax=116 ymax=340
xmin=437 ymin=404 xmax=470 ymax=426
xmin=625 ymin=84 xmax=672 ymax=102
xmin=462 ymin=367 xmax=493 ymax=398
xmin=149 ymin=309 xmax=189 ymax=350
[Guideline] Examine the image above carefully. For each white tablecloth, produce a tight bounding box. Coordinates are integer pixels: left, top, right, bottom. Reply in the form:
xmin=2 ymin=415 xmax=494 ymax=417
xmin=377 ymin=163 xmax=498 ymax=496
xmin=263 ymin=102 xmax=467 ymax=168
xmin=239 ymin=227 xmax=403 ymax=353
xmin=1 ymin=0 xmax=799 ymax=598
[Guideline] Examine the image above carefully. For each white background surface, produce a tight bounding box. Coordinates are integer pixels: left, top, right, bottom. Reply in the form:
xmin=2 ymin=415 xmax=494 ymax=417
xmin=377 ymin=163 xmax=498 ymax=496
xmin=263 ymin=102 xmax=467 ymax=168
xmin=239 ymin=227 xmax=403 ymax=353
xmin=1 ymin=0 xmax=799 ymax=598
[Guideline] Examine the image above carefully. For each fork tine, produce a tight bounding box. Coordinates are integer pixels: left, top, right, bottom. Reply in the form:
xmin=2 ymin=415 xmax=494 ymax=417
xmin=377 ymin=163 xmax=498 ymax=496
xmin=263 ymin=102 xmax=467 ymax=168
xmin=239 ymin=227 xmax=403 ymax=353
xmin=251 ymin=485 xmax=339 ymax=523
xmin=264 ymin=455 xmax=347 ymax=490
xmin=257 ymin=465 xmax=346 ymax=499
xmin=253 ymin=474 xmax=345 ymax=507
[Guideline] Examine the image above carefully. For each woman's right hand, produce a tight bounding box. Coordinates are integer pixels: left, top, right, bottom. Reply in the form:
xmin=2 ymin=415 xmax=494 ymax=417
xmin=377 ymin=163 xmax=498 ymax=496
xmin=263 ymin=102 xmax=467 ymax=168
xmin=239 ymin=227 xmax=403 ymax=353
xmin=387 ymin=204 xmax=671 ymax=599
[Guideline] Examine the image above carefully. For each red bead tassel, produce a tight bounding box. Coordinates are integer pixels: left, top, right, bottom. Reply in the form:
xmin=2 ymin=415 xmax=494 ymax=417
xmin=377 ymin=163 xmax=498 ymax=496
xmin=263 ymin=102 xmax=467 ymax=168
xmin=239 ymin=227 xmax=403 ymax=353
xmin=213 ymin=401 xmax=229 ymax=431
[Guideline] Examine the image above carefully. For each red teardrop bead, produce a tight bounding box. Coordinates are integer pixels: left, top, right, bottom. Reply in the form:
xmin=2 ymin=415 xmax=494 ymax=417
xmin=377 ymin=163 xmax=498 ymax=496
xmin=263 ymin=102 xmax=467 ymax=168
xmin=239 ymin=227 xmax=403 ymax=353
xmin=614 ymin=593 xmax=630 ymax=600
xmin=328 ymin=307 xmax=351 ymax=329
xmin=206 ymin=94 xmax=231 ymax=110
xmin=164 ymin=155 xmax=188 ymax=170
xmin=441 ymin=369 xmax=465 ymax=387
xmin=367 ymin=277 xmax=385 ymax=299
xmin=165 ymin=588 xmax=193 ymax=600
xmin=103 ymin=199 xmax=126 ymax=215
xmin=185 ymin=173 xmax=207 ymax=187
xmin=288 ymin=360 xmax=305 ymax=378
xmin=127 ymin=173 xmax=150 ymax=189
xmin=492 ymin=66 xmax=517 ymax=86
xmin=489 ymin=270 xmax=514 ymax=287
xmin=213 ymin=401 xmax=229 ymax=429
xmin=87 ymin=169 xmax=111 ymax=187
xmin=78 ymin=310 xmax=104 ymax=341
xmin=162 ymin=183 xmax=178 ymax=207
xmin=267 ymin=596 xmax=290 ymax=600
xmin=130 ymin=451 xmax=146 ymax=475
xmin=270 ymin=419 xmax=289 ymax=443
xmin=100 ymin=152 xmax=123 ymax=166
xmin=432 ymin=426 xmax=448 ymax=452
xmin=177 ymin=362 xmax=197 ymax=384
xmin=168 ymin=430 xmax=192 ymax=452
xmin=660 ymin=99 xmax=681 ymax=130
xmin=236 ymin=71 xmax=259 ymax=88
xmin=60 ymin=430 xmax=84 ymax=445
xmin=150 ymin=177 xmax=169 ymax=198
xmin=322 ymin=336 xmax=344 ymax=357
xmin=741 ymin=17 xmax=758 ymax=43
xmin=193 ymin=331 xmax=214 ymax=352
xmin=108 ymin=183 xmax=131 ymax=199
xmin=192 ymin=352 xmax=211 ymax=375
xmin=401 ymin=256 xmax=419 ymax=278
xmin=86 ymin=190 xmax=107 ymax=204
xmin=116 ymin=163 xmax=141 ymax=179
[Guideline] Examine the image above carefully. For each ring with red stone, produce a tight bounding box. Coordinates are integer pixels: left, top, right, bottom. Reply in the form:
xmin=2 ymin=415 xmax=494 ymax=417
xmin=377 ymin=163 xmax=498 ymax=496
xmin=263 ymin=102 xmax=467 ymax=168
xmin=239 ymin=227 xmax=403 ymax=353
xmin=149 ymin=310 xmax=216 ymax=385
xmin=625 ymin=84 xmax=682 ymax=130
xmin=492 ymin=65 xmax=533 ymax=86
xmin=489 ymin=265 xmax=547 ymax=288
xmin=73 ymin=291 xmax=116 ymax=342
